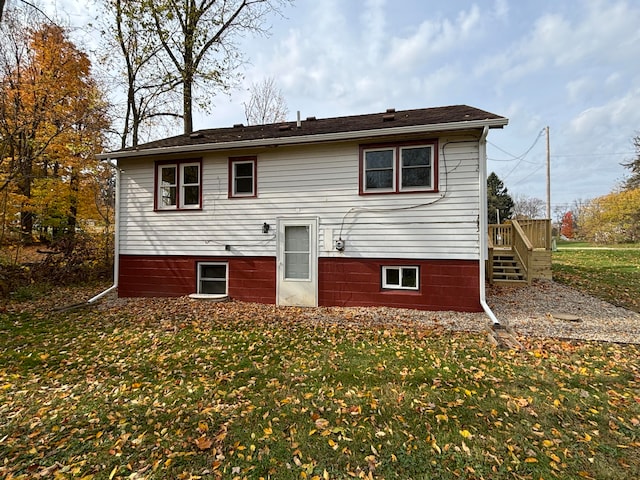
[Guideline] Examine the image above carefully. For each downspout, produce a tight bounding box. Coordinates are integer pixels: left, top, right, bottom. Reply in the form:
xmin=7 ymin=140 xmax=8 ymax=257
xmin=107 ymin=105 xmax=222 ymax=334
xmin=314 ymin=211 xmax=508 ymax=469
xmin=87 ymin=161 xmax=120 ymax=303
xmin=478 ymin=126 xmax=501 ymax=326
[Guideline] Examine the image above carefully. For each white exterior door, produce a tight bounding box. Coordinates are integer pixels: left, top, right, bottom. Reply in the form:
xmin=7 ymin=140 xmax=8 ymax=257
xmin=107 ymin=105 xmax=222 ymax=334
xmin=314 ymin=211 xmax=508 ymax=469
xmin=277 ymin=218 xmax=318 ymax=307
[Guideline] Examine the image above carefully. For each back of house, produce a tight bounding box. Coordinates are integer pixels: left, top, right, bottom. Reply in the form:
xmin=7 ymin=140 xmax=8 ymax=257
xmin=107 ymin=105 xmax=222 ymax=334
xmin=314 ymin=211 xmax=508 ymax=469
xmin=100 ymin=105 xmax=507 ymax=312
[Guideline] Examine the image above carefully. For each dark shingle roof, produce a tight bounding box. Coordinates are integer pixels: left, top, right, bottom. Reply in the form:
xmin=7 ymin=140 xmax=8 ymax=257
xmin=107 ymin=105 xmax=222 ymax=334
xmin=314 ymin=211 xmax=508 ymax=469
xmin=109 ymin=105 xmax=506 ymax=157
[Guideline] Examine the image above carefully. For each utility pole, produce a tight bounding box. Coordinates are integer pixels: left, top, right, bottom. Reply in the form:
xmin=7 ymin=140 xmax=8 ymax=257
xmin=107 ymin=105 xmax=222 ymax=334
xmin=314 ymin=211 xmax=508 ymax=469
xmin=546 ymin=126 xmax=551 ymax=220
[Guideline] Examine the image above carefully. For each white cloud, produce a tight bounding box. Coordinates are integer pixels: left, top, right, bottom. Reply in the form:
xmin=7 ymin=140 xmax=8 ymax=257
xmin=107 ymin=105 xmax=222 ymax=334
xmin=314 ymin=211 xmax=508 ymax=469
xmin=361 ymin=0 xmax=387 ymax=64
xmin=385 ymin=5 xmax=482 ymax=71
xmin=566 ymin=78 xmax=593 ymax=103
xmin=570 ymin=88 xmax=640 ymax=138
xmin=493 ymin=0 xmax=509 ymax=21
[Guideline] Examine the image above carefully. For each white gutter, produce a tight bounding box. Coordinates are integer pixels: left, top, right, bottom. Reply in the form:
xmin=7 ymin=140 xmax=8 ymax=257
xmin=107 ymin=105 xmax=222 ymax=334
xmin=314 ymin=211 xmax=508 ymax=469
xmin=97 ymin=118 xmax=508 ymax=160
xmin=478 ymin=126 xmax=501 ymax=326
xmin=87 ymin=163 xmax=120 ymax=303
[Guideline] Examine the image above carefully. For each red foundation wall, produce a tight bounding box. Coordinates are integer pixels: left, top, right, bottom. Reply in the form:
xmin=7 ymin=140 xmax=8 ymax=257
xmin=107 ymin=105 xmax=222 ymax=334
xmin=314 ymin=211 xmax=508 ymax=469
xmin=318 ymin=258 xmax=481 ymax=312
xmin=118 ymin=255 xmax=276 ymax=304
xmin=118 ymin=255 xmax=481 ymax=312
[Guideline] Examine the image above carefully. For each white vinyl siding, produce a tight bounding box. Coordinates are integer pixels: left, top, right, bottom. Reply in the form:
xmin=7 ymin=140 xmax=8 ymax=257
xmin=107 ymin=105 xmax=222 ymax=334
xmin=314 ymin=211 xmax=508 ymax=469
xmin=118 ymin=134 xmax=482 ymax=260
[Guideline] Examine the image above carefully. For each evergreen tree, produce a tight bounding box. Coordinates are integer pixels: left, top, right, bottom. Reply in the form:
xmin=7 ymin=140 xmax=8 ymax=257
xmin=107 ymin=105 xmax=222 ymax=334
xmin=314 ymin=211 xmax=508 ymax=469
xmin=487 ymin=172 xmax=514 ymax=224
xmin=622 ymin=134 xmax=640 ymax=190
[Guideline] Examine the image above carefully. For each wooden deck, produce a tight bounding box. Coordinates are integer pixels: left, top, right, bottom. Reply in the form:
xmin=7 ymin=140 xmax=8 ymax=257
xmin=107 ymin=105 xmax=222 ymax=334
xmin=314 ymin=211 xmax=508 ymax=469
xmin=488 ymin=219 xmax=552 ymax=285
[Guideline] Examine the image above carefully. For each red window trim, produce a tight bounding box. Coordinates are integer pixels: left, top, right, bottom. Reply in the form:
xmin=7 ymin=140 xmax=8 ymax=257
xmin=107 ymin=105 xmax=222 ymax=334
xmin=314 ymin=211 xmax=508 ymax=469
xmin=228 ymin=156 xmax=258 ymax=199
xmin=154 ymin=158 xmax=203 ymax=211
xmin=359 ymin=139 xmax=439 ymax=195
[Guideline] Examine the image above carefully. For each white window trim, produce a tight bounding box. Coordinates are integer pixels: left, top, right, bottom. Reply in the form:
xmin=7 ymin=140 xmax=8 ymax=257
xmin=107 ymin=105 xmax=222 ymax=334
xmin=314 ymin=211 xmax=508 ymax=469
xmin=158 ymin=164 xmax=177 ymax=209
xmin=382 ymin=266 xmax=419 ymax=290
xmin=180 ymin=162 xmax=201 ymax=209
xmin=197 ymin=262 xmax=228 ymax=296
xmin=399 ymin=145 xmax=434 ymax=192
xmin=156 ymin=161 xmax=201 ymax=210
xmin=231 ymin=159 xmax=255 ymax=197
xmin=363 ymin=148 xmax=396 ymax=192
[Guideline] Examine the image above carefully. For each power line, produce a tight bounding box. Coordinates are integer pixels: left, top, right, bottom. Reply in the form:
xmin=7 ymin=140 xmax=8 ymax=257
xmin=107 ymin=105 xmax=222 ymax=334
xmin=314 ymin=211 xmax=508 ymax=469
xmin=502 ymin=129 xmax=546 ymax=181
xmin=551 ymin=151 xmax=635 ymax=158
xmin=487 ymin=128 xmax=545 ymax=164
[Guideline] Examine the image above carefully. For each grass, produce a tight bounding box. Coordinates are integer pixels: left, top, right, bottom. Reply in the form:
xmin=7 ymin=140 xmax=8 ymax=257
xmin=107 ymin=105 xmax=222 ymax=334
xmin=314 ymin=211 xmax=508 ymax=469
xmin=1 ymin=288 xmax=639 ymax=479
xmin=552 ymin=242 xmax=640 ymax=312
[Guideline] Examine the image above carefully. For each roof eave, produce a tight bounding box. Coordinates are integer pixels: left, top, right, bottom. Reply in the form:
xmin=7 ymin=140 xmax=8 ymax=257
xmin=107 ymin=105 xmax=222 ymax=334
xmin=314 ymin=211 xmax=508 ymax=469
xmin=97 ymin=117 xmax=508 ymax=160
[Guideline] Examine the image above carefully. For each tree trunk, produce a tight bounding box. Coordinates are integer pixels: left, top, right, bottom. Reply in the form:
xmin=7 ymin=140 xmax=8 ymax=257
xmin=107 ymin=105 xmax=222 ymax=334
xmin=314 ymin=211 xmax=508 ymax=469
xmin=183 ymin=76 xmax=193 ymax=134
xmin=18 ymin=141 xmax=34 ymax=244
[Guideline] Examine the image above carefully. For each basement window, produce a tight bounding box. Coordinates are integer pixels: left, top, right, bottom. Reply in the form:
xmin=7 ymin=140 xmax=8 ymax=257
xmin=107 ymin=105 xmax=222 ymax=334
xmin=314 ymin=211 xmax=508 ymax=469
xmin=382 ymin=266 xmax=419 ymax=290
xmin=197 ymin=262 xmax=228 ymax=295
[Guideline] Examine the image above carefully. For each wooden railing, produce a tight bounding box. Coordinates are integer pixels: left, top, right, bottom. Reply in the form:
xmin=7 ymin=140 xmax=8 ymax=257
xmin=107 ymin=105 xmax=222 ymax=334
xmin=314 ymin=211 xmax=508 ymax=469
xmin=515 ymin=219 xmax=552 ymax=250
xmin=488 ymin=223 xmax=513 ymax=247
xmin=512 ymin=220 xmax=534 ymax=284
xmin=487 ymin=219 xmax=551 ymax=284
xmin=487 ymin=231 xmax=494 ymax=282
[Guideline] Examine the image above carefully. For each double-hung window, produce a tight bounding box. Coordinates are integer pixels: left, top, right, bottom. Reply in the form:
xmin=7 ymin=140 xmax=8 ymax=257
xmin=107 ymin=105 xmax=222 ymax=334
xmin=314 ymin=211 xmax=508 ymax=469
xmin=156 ymin=160 xmax=202 ymax=210
xmin=382 ymin=266 xmax=419 ymax=290
xmin=229 ymin=156 xmax=257 ymax=198
xmin=361 ymin=141 xmax=437 ymax=194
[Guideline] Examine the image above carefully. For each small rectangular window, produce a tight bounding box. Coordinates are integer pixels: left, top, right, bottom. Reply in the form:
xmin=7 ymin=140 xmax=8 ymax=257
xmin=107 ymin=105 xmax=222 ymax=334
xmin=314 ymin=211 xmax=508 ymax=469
xmin=181 ymin=163 xmax=201 ymax=207
xmin=382 ymin=266 xmax=419 ymax=290
xmin=229 ymin=157 xmax=257 ymax=198
xmin=400 ymin=146 xmax=432 ymax=190
xmin=197 ymin=262 xmax=228 ymax=295
xmin=160 ymin=165 xmax=177 ymax=207
xmin=364 ymin=149 xmax=395 ymax=191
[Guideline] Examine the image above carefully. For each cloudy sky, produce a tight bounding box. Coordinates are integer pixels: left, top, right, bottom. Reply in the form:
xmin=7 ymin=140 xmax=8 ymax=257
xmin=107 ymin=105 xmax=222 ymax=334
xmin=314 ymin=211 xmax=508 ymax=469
xmin=41 ymin=0 xmax=640 ymax=210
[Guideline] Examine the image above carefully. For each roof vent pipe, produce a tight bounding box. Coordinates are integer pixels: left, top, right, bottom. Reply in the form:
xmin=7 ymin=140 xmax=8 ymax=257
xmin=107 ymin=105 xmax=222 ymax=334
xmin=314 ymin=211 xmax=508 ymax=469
xmin=297 ymin=111 xmax=301 ymax=128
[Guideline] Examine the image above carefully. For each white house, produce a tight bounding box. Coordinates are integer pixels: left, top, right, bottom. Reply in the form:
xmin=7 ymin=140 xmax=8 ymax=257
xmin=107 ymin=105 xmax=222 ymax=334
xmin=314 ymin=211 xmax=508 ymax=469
xmin=98 ymin=105 xmax=508 ymax=312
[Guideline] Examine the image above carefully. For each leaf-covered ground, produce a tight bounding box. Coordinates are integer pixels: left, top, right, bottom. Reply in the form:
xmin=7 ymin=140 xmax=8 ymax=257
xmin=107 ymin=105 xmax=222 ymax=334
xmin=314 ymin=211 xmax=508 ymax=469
xmin=1 ymin=287 xmax=639 ymax=479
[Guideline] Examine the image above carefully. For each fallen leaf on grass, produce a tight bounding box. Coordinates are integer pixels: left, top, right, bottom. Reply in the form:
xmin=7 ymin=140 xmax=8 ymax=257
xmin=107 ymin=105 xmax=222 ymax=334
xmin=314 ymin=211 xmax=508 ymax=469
xmin=195 ymin=436 xmax=213 ymax=450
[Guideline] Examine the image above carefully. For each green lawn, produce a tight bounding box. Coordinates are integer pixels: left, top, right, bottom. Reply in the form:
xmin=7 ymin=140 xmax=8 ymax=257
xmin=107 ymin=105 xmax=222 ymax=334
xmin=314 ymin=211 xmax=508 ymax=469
xmin=1 ymin=289 xmax=639 ymax=479
xmin=553 ymin=243 xmax=640 ymax=312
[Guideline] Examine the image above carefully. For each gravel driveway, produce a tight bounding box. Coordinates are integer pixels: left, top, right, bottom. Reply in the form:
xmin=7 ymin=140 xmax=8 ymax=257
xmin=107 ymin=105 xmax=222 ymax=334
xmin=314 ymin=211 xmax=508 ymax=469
xmin=486 ymin=280 xmax=640 ymax=344
xmin=300 ymin=280 xmax=640 ymax=345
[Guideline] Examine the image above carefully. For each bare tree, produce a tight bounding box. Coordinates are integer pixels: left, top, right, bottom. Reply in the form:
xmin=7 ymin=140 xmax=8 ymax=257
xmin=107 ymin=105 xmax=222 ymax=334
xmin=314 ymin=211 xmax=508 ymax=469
xmin=243 ymin=76 xmax=288 ymax=125
xmin=146 ymin=0 xmax=291 ymax=134
xmin=512 ymin=194 xmax=546 ymax=219
xmin=1 ymin=1 xmax=53 ymax=23
xmin=98 ymin=0 xmax=182 ymax=148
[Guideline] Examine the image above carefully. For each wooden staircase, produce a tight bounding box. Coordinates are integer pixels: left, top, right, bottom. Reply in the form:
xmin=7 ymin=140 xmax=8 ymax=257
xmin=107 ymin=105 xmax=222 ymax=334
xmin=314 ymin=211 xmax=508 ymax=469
xmin=487 ymin=219 xmax=552 ymax=286
xmin=491 ymin=250 xmax=526 ymax=284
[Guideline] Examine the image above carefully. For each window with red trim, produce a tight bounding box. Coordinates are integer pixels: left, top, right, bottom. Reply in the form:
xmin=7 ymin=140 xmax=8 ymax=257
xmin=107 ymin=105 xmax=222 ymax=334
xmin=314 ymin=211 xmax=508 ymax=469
xmin=360 ymin=141 xmax=438 ymax=194
xmin=155 ymin=160 xmax=201 ymax=210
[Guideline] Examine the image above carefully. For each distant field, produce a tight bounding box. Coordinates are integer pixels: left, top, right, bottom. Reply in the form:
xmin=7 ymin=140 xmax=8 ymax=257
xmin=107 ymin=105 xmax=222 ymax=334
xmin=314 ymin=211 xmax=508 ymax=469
xmin=552 ymin=242 xmax=640 ymax=312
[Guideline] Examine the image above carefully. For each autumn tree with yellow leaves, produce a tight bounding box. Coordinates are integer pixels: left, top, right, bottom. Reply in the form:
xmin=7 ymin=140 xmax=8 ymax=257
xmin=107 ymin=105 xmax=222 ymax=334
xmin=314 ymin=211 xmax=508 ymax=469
xmin=0 ymin=9 xmax=111 ymax=250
